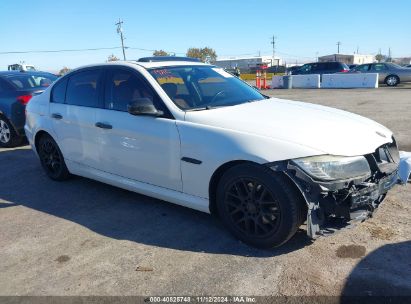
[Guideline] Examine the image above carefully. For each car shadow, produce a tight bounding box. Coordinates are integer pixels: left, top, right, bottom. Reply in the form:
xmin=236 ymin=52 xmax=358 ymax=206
xmin=0 ymin=147 xmax=312 ymax=257
xmin=340 ymin=241 xmax=411 ymax=303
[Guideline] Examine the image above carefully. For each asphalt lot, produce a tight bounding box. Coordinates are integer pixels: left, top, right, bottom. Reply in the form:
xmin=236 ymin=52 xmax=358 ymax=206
xmin=1 ymin=86 xmax=410 ymax=296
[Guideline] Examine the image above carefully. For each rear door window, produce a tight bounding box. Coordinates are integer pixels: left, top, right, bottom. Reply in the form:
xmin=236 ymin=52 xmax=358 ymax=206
xmin=66 ymin=70 xmax=102 ymax=107
xmin=371 ymin=64 xmax=387 ymax=71
xmin=355 ymin=64 xmax=371 ymax=72
xmin=326 ymin=62 xmax=339 ymax=70
xmin=300 ymin=64 xmax=312 ymax=73
xmin=51 ymin=78 xmax=68 ymax=104
xmin=309 ymin=63 xmax=320 ymax=71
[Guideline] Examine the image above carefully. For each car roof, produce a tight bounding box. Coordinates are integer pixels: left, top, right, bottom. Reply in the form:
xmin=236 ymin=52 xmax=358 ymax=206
xmin=303 ymin=61 xmax=343 ymax=65
xmin=0 ymin=71 xmax=57 ymax=77
xmin=133 ymin=60 xmax=210 ymax=69
xmin=137 ymin=56 xmax=201 ymax=63
xmin=67 ymin=60 xmax=211 ymax=73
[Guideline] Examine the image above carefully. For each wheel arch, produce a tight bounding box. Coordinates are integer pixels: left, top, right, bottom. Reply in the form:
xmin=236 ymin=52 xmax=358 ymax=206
xmin=34 ymin=129 xmax=56 ymax=153
xmin=208 ymin=160 xmax=250 ymax=216
xmin=208 ymin=159 xmax=307 ymax=218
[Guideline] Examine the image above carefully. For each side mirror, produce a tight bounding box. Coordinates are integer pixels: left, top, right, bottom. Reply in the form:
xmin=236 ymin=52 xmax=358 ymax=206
xmin=127 ymin=98 xmax=163 ymax=117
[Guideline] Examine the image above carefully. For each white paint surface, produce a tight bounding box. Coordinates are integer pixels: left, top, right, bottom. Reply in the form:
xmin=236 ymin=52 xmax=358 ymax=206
xmin=271 ymin=76 xmax=283 ymax=88
xmin=321 ymin=73 xmax=379 ymax=88
xmin=291 ymin=75 xmax=321 ymax=88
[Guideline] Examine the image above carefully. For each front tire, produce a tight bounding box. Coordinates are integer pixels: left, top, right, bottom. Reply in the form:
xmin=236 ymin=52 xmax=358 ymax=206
xmin=37 ymin=134 xmax=70 ymax=181
xmin=216 ymin=163 xmax=305 ymax=248
xmin=385 ymin=75 xmax=399 ymax=87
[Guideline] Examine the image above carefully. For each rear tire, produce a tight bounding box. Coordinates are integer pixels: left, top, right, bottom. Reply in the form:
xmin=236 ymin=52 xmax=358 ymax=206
xmin=216 ymin=163 xmax=305 ymax=248
xmin=385 ymin=75 xmax=399 ymax=87
xmin=37 ymin=134 xmax=70 ymax=181
xmin=0 ymin=115 xmax=23 ymax=148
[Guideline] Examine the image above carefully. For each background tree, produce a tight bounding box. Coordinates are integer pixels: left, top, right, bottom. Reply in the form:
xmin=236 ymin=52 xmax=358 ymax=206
xmin=107 ymin=54 xmax=120 ymax=62
xmin=375 ymin=54 xmax=386 ymax=63
xmin=58 ymin=67 xmax=71 ymax=76
xmin=186 ymin=47 xmax=217 ymax=63
xmin=153 ymin=50 xmax=169 ymax=56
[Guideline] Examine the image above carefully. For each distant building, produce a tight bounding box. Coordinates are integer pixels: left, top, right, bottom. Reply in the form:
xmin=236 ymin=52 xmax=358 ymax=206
xmin=393 ymin=57 xmax=411 ymax=65
xmin=318 ymin=54 xmax=375 ymax=65
xmin=213 ymin=56 xmax=282 ymax=70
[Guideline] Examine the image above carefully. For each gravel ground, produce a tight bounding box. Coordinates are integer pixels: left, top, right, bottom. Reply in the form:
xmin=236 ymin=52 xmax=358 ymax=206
xmin=0 ymin=86 xmax=410 ymax=297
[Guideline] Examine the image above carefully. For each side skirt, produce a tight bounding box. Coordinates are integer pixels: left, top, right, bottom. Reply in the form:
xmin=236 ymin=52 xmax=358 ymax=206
xmin=66 ymin=160 xmax=211 ymax=214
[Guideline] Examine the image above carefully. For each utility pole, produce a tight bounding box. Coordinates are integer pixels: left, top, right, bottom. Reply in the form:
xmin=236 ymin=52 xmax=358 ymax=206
xmin=271 ymin=35 xmax=277 ymax=67
xmin=356 ymin=46 xmax=359 ymax=54
xmin=337 ymin=41 xmax=341 ymax=54
xmin=115 ymin=19 xmax=126 ymax=60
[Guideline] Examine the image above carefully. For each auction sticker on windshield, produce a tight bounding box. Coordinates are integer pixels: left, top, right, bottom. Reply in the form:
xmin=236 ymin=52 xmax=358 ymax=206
xmin=212 ymin=68 xmax=234 ymax=78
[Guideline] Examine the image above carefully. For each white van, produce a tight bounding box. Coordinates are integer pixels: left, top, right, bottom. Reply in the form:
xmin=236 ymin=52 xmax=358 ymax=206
xmin=8 ymin=64 xmax=37 ymax=72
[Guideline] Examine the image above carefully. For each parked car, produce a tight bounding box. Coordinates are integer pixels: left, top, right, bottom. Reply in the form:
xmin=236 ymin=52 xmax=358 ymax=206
xmin=350 ymin=63 xmax=411 ymax=86
xmin=0 ymin=71 xmax=57 ymax=147
xmin=286 ymin=65 xmax=302 ymax=75
xmin=405 ymin=64 xmax=411 ymax=68
xmin=291 ymin=61 xmax=349 ymax=75
xmin=25 ymin=60 xmax=399 ymax=248
xmin=349 ymin=64 xmax=358 ymax=70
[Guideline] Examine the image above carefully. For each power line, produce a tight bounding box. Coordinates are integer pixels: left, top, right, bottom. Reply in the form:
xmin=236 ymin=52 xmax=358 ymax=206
xmin=0 ymin=47 xmax=123 ymax=54
xmin=0 ymin=46 xmax=185 ymax=56
xmin=0 ymin=46 xmax=316 ymax=61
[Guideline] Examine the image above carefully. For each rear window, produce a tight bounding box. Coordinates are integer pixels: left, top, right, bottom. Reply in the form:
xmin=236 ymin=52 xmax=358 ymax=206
xmin=326 ymin=62 xmax=340 ymax=69
xmin=4 ymin=74 xmax=57 ymax=90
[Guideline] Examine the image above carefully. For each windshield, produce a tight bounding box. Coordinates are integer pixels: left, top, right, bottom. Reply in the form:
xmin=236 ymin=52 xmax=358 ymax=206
xmin=5 ymin=73 xmax=57 ymax=90
xmin=148 ymin=66 xmax=265 ymax=110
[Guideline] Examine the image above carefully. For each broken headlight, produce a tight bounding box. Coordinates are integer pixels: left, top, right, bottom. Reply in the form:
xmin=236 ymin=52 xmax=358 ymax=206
xmin=291 ymin=155 xmax=371 ymax=181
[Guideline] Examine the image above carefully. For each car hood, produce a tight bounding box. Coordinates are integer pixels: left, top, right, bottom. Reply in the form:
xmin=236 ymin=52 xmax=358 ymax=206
xmin=184 ymin=98 xmax=393 ymax=157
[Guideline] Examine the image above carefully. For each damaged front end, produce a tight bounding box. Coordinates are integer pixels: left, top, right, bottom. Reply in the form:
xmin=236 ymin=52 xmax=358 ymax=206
xmin=270 ymin=138 xmax=400 ymax=238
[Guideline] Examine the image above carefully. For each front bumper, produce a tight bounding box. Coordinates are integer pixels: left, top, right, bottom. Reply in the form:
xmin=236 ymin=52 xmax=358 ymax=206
xmin=271 ymin=140 xmax=401 ymax=238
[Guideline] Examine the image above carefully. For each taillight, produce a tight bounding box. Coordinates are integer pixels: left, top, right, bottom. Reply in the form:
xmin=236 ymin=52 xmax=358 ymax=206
xmin=340 ymin=69 xmax=349 ymax=73
xmin=17 ymin=95 xmax=33 ymax=105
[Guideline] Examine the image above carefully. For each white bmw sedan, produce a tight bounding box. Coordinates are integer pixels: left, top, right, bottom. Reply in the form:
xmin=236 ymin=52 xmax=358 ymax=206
xmin=25 ymin=58 xmax=399 ymax=248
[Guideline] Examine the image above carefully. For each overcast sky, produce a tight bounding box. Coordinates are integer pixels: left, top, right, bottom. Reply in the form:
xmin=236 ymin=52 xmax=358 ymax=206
xmin=1 ymin=0 xmax=410 ymax=71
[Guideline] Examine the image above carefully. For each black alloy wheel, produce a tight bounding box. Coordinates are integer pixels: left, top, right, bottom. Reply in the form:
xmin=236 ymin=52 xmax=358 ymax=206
xmin=217 ymin=163 xmax=305 ymax=248
xmin=38 ymin=134 xmax=70 ymax=181
xmin=224 ymin=178 xmax=281 ymax=238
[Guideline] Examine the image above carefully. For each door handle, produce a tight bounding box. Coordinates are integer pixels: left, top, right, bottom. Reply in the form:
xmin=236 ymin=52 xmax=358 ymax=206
xmin=51 ymin=113 xmax=63 ymax=119
xmin=95 ymin=122 xmax=112 ymax=129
